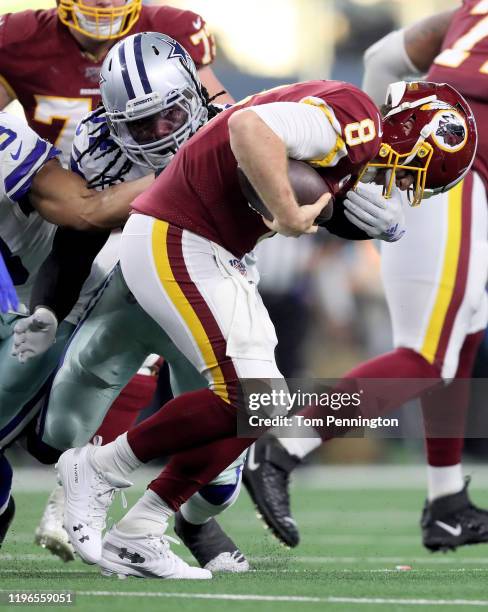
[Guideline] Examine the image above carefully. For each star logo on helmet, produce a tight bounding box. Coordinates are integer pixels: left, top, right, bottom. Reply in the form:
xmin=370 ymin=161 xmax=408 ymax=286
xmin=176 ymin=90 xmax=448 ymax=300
xmin=166 ymin=39 xmax=191 ymax=67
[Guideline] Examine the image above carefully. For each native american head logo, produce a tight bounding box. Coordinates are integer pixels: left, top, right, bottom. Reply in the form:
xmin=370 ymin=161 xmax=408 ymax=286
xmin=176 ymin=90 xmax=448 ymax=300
xmin=431 ymin=110 xmax=468 ymax=152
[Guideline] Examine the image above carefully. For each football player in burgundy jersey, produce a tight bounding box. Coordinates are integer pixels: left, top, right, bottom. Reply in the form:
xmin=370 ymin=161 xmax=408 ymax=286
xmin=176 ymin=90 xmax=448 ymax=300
xmin=244 ymin=1 xmax=488 ymax=553
xmin=0 ymin=0 xmax=230 ymax=167
xmin=53 ymin=44 xmax=476 ymax=573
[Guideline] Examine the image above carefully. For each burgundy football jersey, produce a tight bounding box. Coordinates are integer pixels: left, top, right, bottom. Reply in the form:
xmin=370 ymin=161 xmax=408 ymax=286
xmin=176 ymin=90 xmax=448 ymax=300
xmin=0 ymin=5 xmax=215 ymax=165
xmin=132 ymin=80 xmax=382 ymax=257
xmin=428 ymin=0 xmax=488 ymax=187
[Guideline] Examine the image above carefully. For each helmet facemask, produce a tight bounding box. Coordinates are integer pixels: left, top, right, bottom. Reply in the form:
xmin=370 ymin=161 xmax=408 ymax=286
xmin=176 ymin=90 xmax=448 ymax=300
xmin=105 ymin=84 xmax=208 ymax=171
xmin=57 ymin=0 xmax=142 ymax=40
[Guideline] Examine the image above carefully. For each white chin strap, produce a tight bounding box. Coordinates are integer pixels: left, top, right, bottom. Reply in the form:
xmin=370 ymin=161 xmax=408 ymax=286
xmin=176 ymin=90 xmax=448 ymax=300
xmin=75 ymin=9 xmax=124 ymax=37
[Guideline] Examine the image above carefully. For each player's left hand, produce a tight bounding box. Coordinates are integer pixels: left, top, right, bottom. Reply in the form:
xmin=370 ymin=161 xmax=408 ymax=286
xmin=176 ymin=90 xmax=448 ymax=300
xmin=0 ymin=252 xmax=19 ymax=314
xmin=343 ymin=183 xmax=406 ymax=242
xmin=12 ymin=307 xmax=58 ymax=363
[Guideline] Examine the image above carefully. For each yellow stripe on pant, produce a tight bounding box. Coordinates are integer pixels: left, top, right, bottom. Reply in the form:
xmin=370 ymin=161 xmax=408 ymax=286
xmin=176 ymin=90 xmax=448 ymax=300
xmin=151 ymin=219 xmax=230 ymax=403
xmin=420 ymin=180 xmax=464 ymax=365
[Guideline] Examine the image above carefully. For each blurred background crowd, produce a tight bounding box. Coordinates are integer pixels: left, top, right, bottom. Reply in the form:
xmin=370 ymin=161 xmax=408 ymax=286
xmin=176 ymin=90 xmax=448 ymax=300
xmin=6 ymin=0 xmax=485 ymax=466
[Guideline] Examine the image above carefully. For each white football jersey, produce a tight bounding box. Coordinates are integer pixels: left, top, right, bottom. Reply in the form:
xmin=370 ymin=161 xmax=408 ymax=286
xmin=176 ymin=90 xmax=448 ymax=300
xmin=0 ymin=112 xmax=60 ymax=306
xmin=66 ymin=109 xmax=149 ymax=325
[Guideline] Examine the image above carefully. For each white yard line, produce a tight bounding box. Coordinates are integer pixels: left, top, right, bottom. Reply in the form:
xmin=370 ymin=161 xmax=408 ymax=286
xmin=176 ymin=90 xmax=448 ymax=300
xmin=6 ymin=591 xmax=485 ymax=606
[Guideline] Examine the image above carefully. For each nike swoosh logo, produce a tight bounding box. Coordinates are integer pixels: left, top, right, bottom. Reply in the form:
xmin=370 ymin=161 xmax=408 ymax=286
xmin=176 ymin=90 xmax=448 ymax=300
xmin=247 ymin=444 xmax=260 ymax=471
xmin=435 ymin=520 xmax=462 ymax=537
xmin=10 ymin=143 xmax=22 ymax=161
xmin=192 ymin=17 xmax=202 ymax=30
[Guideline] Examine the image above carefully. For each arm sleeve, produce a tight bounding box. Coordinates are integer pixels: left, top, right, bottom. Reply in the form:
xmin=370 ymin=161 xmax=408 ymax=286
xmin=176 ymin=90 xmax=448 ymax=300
xmin=0 ymin=112 xmax=60 ymax=202
xmin=247 ymin=102 xmax=347 ymax=167
xmin=362 ymin=29 xmax=421 ymax=106
xmin=29 ymin=227 xmax=110 ymax=322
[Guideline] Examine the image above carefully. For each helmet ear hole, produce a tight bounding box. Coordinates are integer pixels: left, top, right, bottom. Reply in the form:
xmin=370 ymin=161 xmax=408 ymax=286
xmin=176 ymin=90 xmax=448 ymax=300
xmin=152 ymin=46 xmax=160 ymax=56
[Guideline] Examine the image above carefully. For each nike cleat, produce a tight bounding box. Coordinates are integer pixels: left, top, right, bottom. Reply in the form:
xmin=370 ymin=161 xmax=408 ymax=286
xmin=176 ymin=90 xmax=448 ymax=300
xmin=0 ymin=496 xmax=15 ymax=548
xmin=100 ymin=526 xmax=212 ymax=579
xmin=243 ymin=437 xmax=300 ymax=547
xmin=56 ymin=444 xmax=132 ymax=565
xmin=34 ymin=485 xmax=75 ymax=562
xmin=421 ymin=478 xmax=488 ymax=552
xmin=174 ymin=511 xmax=249 ymax=572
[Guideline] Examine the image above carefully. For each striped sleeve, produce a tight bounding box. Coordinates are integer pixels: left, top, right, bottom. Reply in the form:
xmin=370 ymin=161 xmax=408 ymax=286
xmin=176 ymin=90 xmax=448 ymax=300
xmin=0 ymin=112 xmax=60 ymax=203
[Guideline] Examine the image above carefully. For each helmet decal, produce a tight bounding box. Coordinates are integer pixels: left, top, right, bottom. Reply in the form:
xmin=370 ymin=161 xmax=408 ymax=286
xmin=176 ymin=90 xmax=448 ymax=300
xmin=431 ymin=110 xmax=467 ymax=152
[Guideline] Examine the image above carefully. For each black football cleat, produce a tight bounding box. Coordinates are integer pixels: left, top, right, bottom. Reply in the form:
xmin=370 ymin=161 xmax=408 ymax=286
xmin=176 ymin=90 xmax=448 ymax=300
xmin=421 ymin=478 xmax=488 ymax=552
xmin=0 ymin=496 xmax=15 ymax=548
xmin=174 ymin=511 xmax=249 ymax=573
xmin=243 ymin=437 xmax=301 ymax=547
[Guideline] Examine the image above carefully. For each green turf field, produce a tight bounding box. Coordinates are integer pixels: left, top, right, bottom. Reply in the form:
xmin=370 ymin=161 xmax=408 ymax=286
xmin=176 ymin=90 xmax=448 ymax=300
xmin=2 ymin=468 xmax=488 ymax=612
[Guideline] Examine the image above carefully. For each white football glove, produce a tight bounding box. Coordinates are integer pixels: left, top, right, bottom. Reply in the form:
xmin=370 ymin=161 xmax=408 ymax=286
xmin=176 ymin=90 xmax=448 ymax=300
xmin=12 ymin=307 xmax=58 ymax=363
xmin=343 ymin=183 xmax=406 ymax=242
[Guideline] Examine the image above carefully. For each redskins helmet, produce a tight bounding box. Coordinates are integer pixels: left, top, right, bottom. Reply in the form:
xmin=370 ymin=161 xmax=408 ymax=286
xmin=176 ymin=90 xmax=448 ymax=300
xmin=57 ymin=0 xmax=142 ymax=40
xmin=360 ymin=81 xmax=477 ymax=206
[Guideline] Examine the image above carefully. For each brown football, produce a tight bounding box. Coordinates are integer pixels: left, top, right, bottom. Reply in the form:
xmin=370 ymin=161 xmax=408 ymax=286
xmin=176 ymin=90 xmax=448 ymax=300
xmin=237 ymin=159 xmax=333 ymax=225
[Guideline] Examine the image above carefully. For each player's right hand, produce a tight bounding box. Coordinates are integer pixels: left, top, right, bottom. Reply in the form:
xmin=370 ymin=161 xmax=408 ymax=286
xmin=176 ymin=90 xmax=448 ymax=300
xmin=12 ymin=307 xmax=58 ymax=363
xmin=262 ymin=192 xmax=331 ymax=237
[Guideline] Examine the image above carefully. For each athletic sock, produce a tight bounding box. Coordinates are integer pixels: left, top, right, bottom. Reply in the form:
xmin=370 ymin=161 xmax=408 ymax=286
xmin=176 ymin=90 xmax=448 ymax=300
xmin=279 ymin=436 xmax=321 ymax=460
xmin=91 ymin=433 xmax=141 ymax=478
xmin=427 ymin=463 xmax=464 ymax=502
xmin=117 ymin=489 xmax=173 ymax=535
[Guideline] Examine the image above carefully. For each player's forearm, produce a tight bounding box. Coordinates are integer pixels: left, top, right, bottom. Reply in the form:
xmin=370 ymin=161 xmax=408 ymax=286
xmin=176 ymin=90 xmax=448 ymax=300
xmin=79 ymin=174 xmax=154 ymax=230
xmin=31 ymin=161 xmax=154 ymax=231
xmin=228 ymin=110 xmax=302 ymax=228
xmin=29 ymin=227 xmax=110 ymax=322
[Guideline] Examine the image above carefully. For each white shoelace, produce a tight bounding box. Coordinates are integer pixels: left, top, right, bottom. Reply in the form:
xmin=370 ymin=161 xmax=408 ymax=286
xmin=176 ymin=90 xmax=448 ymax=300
xmin=87 ymin=472 xmax=128 ymax=530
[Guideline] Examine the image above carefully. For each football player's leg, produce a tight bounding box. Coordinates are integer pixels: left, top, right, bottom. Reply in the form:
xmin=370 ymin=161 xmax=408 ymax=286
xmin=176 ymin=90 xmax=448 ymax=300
xmin=65 ymin=216 xmax=281 ymax=571
xmin=176 ymin=453 xmax=249 ymax=572
xmin=418 ymin=174 xmax=488 ymax=550
xmin=39 ymin=266 xmax=166 ymax=451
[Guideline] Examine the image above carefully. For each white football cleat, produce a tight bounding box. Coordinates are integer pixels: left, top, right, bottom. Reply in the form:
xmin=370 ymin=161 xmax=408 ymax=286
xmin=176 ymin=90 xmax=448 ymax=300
xmin=56 ymin=444 xmax=132 ymax=565
xmin=204 ymin=550 xmax=249 ymax=573
xmin=34 ymin=485 xmax=75 ymax=562
xmin=100 ymin=526 xmax=212 ymax=579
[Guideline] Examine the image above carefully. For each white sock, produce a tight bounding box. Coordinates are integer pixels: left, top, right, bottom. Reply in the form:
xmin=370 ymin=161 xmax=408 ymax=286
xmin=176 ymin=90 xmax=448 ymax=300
xmin=117 ymin=489 xmax=174 ymax=535
xmin=427 ymin=464 xmax=464 ymax=502
xmin=91 ymin=433 xmax=142 ymax=479
xmin=180 ymin=483 xmax=241 ymax=525
xmin=279 ymin=436 xmax=322 ymax=460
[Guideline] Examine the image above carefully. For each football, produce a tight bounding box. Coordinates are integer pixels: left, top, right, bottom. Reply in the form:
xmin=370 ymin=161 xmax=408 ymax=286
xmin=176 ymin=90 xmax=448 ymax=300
xmin=237 ymin=159 xmax=334 ymax=225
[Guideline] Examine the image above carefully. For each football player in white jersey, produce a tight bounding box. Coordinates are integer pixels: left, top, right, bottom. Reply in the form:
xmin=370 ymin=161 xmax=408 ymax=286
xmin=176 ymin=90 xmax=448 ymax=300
xmin=11 ymin=33 xmax=248 ymax=575
xmin=0 ymin=110 xmax=153 ymax=549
